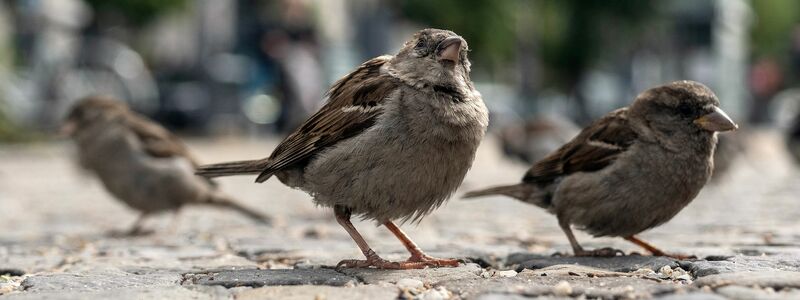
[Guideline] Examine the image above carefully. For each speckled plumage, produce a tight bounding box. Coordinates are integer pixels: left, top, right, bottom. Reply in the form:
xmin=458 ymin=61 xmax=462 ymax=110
xmin=465 ymin=81 xmax=737 ymax=257
xmin=198 ymin=29 xmax=488 ymax=223
xmin=197 ymin=29 xmax=488 ymax=269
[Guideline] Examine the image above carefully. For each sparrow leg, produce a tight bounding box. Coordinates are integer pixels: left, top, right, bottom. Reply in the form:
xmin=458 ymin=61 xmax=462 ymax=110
xmin=109 ymin=213 xmax=154 ymax=237
xmin=624 ymin=236 xmax=693 ymax=259
xmin=333 ymin=206 xmax=425 ymax=270
xmin=383 ymin=221 xmax=460 ymax=267
xmin=559 ymin=220 xmax=623 ymax=257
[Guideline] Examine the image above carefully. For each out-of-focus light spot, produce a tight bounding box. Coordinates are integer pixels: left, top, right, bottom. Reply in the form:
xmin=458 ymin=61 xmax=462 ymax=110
xmin=243 ymin=94 xmax=280 ymax=124
xmin=113 ymin=49 xmax=144 ymax=79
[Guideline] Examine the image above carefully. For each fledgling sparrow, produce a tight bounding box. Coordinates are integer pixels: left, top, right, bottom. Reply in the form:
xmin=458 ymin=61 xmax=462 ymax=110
xmin=465 ymin=81 xmax=737 ymax=258
xmin=197 ymin=29 xmax=488 ymax=269
xmin=62 ymin=96 xmax=271 ymax=235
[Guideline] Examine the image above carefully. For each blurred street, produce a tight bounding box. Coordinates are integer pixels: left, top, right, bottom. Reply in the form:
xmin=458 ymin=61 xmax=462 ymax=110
xmin=2 ymin=132 xmax=800 ymax=299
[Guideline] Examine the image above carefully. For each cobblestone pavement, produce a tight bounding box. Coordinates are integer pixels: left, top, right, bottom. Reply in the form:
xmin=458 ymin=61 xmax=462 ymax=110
xmin=1 ymin=131 xmax=800 ymax=299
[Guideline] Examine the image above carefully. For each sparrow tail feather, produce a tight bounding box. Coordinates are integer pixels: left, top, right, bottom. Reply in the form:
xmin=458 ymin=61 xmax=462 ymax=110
xmin=195 ymin=160 xmax=267 ymax=178
xmin=462 ymin=184 xmax=535 ymax=201
xmin=204 ymin=194 xmax=272 ymax=225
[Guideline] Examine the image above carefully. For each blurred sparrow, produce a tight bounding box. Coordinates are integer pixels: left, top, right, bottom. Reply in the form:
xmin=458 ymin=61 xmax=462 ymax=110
xmin=465 ymin=81 xmax=737 ymax=258
xmin=197 ymin=29 xmax=488 ymax=269
xmin=62 ymin=96 xmax=271 ymax=235
xmin=499 ymin=115 xmax=580 ymax=164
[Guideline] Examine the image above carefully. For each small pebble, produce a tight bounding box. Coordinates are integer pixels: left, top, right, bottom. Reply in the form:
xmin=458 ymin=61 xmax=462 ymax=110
xmin=396 ymin=278 xmax=424 ymax=290
xmin=418 ymin=286 xmax=452 ymax=300
xmin=495 ymin=270 xmax=518 ymax=278
xmin=553 ymin=280 xmax=573 ymax=297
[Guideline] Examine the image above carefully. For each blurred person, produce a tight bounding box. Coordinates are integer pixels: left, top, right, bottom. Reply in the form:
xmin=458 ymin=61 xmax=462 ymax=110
xmin=749 ymin=58 xmax=784 ymax=124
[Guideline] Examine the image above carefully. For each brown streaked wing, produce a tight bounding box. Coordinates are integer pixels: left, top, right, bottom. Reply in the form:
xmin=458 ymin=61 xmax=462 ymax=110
xmin=523 ymin=108 xmax=637 ymax=185
xmin=255 ymin=55 xmax=398 ymax=182
xmin=125 ymin=113 xmax=200 ymax=167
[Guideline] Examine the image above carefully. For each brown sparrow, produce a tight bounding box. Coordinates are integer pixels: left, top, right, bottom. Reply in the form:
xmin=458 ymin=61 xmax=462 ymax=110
xmin=465 ymin=81 xmax=737 ymax=258
xmin=62 ymin=96 xmax=271 ymax=235
xmin=197 ymin=29 xmax=488 ymax=269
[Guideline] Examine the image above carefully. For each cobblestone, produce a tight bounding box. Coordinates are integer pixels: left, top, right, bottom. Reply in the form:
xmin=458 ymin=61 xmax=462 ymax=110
xmin=1 ymin=132 xmax=799 ymax=299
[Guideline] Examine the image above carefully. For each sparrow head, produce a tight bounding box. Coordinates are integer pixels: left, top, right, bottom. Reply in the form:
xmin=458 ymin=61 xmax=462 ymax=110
xmin=388 ymin=28 xmax=471 ymax=90
xmin=630 ymin=81 xmax=737 ymax=138
xmin=61 ymin=95 xmax=129 ymax=137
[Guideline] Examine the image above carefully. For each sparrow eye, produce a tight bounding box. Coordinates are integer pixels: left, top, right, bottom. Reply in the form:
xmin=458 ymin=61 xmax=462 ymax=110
xmin=415 ymin=40 xmax=425 ymax=49
xmin=677 ymin=103 xmax=693 ymax=117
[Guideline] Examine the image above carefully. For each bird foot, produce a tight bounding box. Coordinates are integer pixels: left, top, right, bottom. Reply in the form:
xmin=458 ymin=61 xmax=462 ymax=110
xmin=574 ymin=247 xmax=625 ymax=257
xmin=654 ymin=252 xmax=697 ymax=260
xmin=335 ymin=252 xmax=460 ymax=270
xmin=406 ymin=254 xmax=461 ymax=267
xmin=336 ymin=256 xmax=433 ymax=270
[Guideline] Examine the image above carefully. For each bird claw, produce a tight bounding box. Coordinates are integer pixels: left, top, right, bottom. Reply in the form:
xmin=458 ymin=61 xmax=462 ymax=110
xmin=658 ymin=253 xmax=697 ymax=260
xmin=575 ymin=247 xmax=625 ymax=257
xmin=335 ymin=254 xmax=460 ymax=270
xmin=335 ymin=257 xmax=429 ymax=270
xmin=407 ymin=254 xmax=461 ymax=267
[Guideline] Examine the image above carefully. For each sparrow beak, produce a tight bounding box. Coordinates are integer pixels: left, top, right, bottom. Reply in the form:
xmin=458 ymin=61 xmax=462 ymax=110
xmin=436 ymin=36 xmax=463 ymax=64
xmin=59 ymin=121 xmax=77 ymax=137
xmin=694 ymin=106 xmax=738 ymax=132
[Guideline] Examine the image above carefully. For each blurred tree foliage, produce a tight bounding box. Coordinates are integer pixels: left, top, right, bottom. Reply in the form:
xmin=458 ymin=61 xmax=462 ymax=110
xmin=0 ymin=107 xmax=36 ymax=143
xmin=750 ymin=0 xmax=800 ymax=58
xmin=402 ymin=0 xmax=658 ymax=118
xmin=527 ymin=1 xmax=657 ymax=88
xmin=399 ymin=0 xmax=516 ymax=74
xmin=84 ymin=0 xmax=188 ymax=25
xmin=401 ymin=0 xmax=656 ymax=78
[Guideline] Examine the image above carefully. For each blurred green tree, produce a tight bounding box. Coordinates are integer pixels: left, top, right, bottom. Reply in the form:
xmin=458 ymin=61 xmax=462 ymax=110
xmin=402 ymin=0 xmax=658 ymax=120
xmin=399 ymin=0 xmax=517 ymax=75
xmin=84 ymin=0 xmax=188 ymax=25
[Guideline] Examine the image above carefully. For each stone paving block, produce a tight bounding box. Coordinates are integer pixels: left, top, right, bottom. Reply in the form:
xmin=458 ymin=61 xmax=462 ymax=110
xmin=235 ymin=285 xmax=398 ymax=300
xmin=3 ymin=286 xmax=229 ymax=300
xmin=655 ymin=292 xmax=728 ymax=299
xmin=508 ymin=253 xmax=679 ymax=273
xmin=20 ymin=269 xmax=181 ymax=292
xmin=681 ymin=255 xmax=800 ymax=277
xmin=337 ymin=263 xmax=483 ymax=285
xmin=714 ymin=286 xmax=800 ymax=300
xmin=0 ymin=254 xmax=65 ymax=275
xmin=186 ymin=268 xmax=358 ymax=288
xmin=694 ymin=271 xmax=800 ymax=289
xmin=439 ymin=267 xmax=689 ymax=299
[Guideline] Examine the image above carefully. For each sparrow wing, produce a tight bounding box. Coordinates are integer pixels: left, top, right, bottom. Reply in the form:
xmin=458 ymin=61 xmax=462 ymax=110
xmin=255 ymin=55 xmax=398 ymax=182
xmin=523 ymin=108 xmax=637 ymax=184
xmin=125 ymin=113 xmax=201 ymax=167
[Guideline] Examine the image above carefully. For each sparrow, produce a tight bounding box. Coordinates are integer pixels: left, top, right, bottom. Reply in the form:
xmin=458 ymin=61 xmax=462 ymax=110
xmin=464 ymin=81 xmax=737 ymax=258
xmin=197 ymin=29 xmax=488 ymax=269
xmin=499 ymin=115 xmax=580 ymax=164
xmin=62 ymin=96 xmax=271 ymax=235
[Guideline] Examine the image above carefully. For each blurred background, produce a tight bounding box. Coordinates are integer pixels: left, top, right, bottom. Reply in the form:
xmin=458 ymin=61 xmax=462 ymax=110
xmin=0 ymin=0 xmax=797 ymax=138
xmin=0 ymin=0 xmax=799 ymax=171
